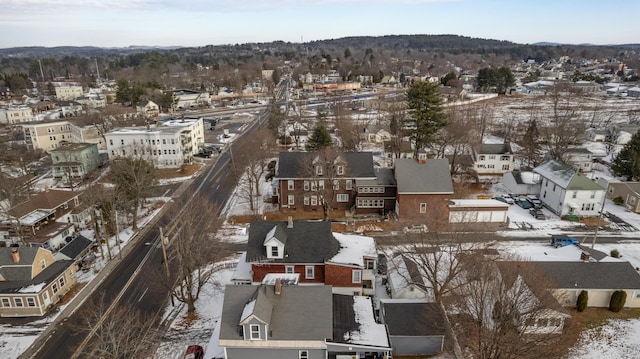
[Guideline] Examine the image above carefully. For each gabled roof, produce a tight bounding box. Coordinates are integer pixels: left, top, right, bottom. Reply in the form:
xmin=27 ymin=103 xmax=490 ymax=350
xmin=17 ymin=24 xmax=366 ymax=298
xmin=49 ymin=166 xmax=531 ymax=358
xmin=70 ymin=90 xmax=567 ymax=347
xmin=564 ymin=147 xmax=593 ymax=154
xmin=0 ymin=260 xmax=73 ymax=294
xmin=263 ymin=224 xmax=287 ymax=246
xmin=57 ymin=235 xmax=93 ymax=261
xmin=0 ymin=247 xmax=43 ymax=281
xmin=533 ymin=160 xmax=603 ymax=191
xmin=246 ymin=221 xmax=339 ymax=263
xmin=475 ymin=143 xmax=512 ymax=155
xmin=510 ymin=171 xmax=540 ymax=185
xmin=394 ymin=158 xmax=454 ymax=194
xmin=9 ymin=190 xmax=80 ymax=219
xmin=220 ymin=285 xmax=333 ymax=341
xmin=380 ymin=300 xmax=447 ymax=337
xmin=536 ymin=261 xmax=640 ymax=290
xmin=276 ymin=151 xmax=376 ymax=179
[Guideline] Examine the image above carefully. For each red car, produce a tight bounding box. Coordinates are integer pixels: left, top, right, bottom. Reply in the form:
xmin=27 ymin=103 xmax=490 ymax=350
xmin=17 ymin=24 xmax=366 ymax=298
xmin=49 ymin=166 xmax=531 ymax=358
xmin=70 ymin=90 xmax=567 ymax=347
xmin=184 ymin=345 xmax=204 ymax=359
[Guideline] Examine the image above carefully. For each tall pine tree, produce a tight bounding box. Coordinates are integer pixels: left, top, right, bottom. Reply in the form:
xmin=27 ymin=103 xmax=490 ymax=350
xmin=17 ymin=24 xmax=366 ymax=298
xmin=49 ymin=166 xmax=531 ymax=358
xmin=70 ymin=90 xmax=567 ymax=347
xmin=611 ymin=130 xmax=640 ymax=181
xmin=306 ymin=124 xmax=333 ymax=151
xmin=405 ymin=81 xmax=446 ymax=156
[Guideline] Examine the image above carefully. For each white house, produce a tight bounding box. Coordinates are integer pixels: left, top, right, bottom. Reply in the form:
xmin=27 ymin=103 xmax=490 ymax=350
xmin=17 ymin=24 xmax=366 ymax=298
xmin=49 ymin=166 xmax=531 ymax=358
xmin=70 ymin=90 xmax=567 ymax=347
xmin=562 ymin=147 xmax=593 ymax=173
xmin=0 ymin=107 xmax=35 ymax=124
xmin=472 ymin=143 xmax=515 ymax=177
xmin=105 ymin=117 xmax=204 ymax=168
xmin=533 ymin=160 xmax=605 ymax=217
xmin=387 ymin=254 xmax=429 ymax=300
xmin=55 ymin=85 xmax=83 ymax=101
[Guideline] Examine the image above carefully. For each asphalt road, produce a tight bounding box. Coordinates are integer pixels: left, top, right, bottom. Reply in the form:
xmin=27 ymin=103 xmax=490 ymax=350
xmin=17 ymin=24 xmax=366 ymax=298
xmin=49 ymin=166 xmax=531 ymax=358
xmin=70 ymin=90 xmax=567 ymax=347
xmin=23 ymin=107 xmax=270 ymax=359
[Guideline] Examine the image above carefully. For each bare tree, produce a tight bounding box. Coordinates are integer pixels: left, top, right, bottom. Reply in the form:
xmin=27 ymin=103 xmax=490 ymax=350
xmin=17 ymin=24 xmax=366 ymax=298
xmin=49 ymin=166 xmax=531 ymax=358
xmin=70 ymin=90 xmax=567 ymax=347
xmin=433 ymin=105 xmax=476 ymax=175
xmin=448 ymin=257 xmax=573 ymax=359
xmin=161 ymin=192 xmax=230 ymax=313
xmin=333 ymin=101 xmax=361 ymax=151
xmin=111 ymin=157 xmax=157 ymax=230
xmin=298 ymin=149 xmax=341 ymax=221
xmin=75 ymin=299 xmax=159 ymax=359
xmin=541 ymin=84 xmax=586 ymax=160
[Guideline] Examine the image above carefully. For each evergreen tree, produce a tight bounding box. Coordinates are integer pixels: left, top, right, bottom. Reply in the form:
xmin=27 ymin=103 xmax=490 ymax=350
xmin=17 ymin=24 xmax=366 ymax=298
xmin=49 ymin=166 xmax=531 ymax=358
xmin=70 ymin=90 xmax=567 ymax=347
xmin=576 ymin=290 xmax=588 ymax=312
xmin=405 ymin=81 xmax=446 ymax=155
xmin=611 ymin=130 xmax=640 ymax=181
xmin=306 ymin=124 xmax=332 ymax=151
xmin=476 ymin=66 xmax=515 ymax=94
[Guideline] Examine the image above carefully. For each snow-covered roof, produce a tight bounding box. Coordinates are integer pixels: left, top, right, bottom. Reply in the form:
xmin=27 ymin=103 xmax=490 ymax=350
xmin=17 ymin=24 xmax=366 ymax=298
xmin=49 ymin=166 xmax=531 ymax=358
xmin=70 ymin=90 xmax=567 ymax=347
xmin=18 ymin=282 xmax=46 ymax=293
xmin=343 ymin=296 xmax=390 ymax=347
xmin=261 ymin=273 xmax=299 ymax=285
xmin=449 ymin=199 xmax=509 ymax=208
xmin=329 ymin=233 xmax=377 ymax=267
xmin=231 ymin=252 xmax=252 ymax=282
xmin=240 ymin=298 xmax=256 ymax=322
xmin=518 ymin=171 xmax=540 ymax=185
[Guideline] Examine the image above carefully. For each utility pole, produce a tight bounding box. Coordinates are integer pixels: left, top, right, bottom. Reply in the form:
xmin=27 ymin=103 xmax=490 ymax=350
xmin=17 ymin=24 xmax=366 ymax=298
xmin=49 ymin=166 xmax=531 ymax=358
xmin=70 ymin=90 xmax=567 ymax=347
xmin=591 ymin=192 xmax=607 ymax=249
xmin=115 ymin=210 xmax=122 ymax=259
xmin=159 ymin=227 xmax=175 ymax=306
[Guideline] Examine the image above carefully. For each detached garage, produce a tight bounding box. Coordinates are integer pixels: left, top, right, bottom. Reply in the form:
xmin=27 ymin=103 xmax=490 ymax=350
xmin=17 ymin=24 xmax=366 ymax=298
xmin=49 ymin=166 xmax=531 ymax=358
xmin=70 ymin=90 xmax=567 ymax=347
xmin=448 ymin=199 xmax=509 ymax=223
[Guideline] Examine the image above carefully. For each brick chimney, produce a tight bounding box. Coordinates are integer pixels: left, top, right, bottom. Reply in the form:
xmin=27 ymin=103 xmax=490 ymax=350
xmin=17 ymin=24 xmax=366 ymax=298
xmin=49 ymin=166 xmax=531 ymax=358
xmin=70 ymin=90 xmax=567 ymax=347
xmin=275 ymin=279 xmax=282 ymax=295
xmin=11 ymin=248 xmax=20 ymax=263
xmin=287 ymin=216 xmax=293 ymax=229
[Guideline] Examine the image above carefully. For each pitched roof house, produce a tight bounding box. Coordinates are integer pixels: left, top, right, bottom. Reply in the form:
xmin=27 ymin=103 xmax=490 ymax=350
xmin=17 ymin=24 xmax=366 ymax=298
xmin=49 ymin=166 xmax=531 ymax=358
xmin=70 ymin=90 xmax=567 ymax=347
xmin=0 ymin=247 xmax=77 ymax=317
xmin=472 ymin=143 xmax=515 ymax=177
xmin=241 ymin=220 xmax=378 ymax=296
xmin=217 ymin=284 xmax=391 ymax=359
xmin=606 ymin=181 xmax=640 ymax=213
xmin=275 ymin=151 xmax=394 ymax=215
xmin=533 ymin=160 xmax=605 ymax=217
xmin=394 ymin=154 xmax=454 ymax=222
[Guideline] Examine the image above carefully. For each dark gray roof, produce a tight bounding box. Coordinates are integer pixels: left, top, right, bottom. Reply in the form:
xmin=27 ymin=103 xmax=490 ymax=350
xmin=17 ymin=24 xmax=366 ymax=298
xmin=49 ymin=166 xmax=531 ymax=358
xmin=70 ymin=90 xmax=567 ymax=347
xmin=0 ymin=260 xmax=73 ymax=294
xmin=0 ymin=247 xmax=40 ymax=281
xmin=374 ymin=168 xmax=397 ymax=186
xmin=219 ymin=285 xmax=333 ymax=341
xmin=394 ymin=158 xmax=454 ymax=194
xmin=58 ymin=235 xmax=93 ymax=261
xmin=332 ymin=294 xmax=359 ymax=342
xmin=246 ymin=221 xmax=339 ymax=263
xmin=276 ymin=151 xmax=376 ymax=179
xmin=381 ymin=301 xmax=447 ymax=337
xmin=565 ymin=147 xmax=593 ymax=154
xmin=476 ymin=143 xmax=512 ymax=155
xmin=536 ymin=261 xmax=640 ymax=290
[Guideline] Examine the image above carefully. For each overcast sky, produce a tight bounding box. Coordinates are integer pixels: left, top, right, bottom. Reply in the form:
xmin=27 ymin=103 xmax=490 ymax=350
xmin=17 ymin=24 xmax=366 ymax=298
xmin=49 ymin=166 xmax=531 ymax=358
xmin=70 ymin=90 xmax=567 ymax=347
xmin=1 ymin=0 xmax=638 ymax=48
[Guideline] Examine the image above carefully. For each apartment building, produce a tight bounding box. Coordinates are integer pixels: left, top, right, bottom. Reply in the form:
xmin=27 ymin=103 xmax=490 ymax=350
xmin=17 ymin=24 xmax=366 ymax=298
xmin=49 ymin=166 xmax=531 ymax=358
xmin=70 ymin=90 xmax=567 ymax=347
xmin=22 ymin=120 xmax=106 ymax=151
xmin=105 ymin=117 xmax=204 ymax=168
xmin=0 ymin=107 xmax=35 ymax=125
xmin=54 ymin=85 xmax=83 ymax=101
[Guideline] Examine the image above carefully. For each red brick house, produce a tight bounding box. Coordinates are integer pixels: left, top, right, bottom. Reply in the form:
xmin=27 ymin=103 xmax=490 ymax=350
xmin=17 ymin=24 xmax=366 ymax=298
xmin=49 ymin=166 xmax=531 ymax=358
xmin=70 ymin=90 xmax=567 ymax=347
xmin=275 ymin=151 xmax=396 ymax=215
xmin=394 ymin=154 xmax=454 ymax=222
xmin=239 ymin=219 xmax=378 ymax=296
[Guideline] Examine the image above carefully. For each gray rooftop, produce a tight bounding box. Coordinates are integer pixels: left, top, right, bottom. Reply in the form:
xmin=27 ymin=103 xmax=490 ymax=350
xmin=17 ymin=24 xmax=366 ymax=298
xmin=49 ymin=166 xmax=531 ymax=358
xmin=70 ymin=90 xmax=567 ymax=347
xmin=534 ymin=160 xmax=603 ymax=191
xmin=276 ymin=151 xmax=376 ymax=179
xmin=394 ymin=158 xmax=454 ymax=194
xmin=0 ymin=260 xmax=73 ymax=294
xmin=380 ymin=301 xmax=447 ymax=337
xmin=219 ymin=284 xmax=333 ymax=341
xmin=475 ymin=143 xmax=512 ymax=155
xmin=58 ymin=235 xmax=93 ymax=261
xmin=535 ymin=261 xmax=640 ymax=290
xmin=246 ymin=220 xmax=339 ymax=263
xmin=0 ymin=247 xmax=40 ymax=281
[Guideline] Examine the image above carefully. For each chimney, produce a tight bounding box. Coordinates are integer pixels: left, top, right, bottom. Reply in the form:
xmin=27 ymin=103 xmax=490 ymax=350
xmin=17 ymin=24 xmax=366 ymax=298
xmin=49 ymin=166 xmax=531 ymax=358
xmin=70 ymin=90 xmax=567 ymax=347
xmin=11 ymin=248 xmax=20 ymax=263
xmin=275 ymin=279 xmax=282 ymax=295
xmin=287 ymin=216 xmax=293 ymax=229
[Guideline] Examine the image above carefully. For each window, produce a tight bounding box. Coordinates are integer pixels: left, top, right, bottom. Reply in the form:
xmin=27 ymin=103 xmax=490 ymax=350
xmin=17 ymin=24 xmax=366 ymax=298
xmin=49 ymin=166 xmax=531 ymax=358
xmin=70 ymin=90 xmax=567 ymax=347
xmin=500 ymin=155 xmax=510 ymax=161
xmin=286 ymin=265 xmax=294 ymax=274
xmin=591 ymin=191 xmax=596 ymax=199
xmin=311 ymin=196 xmax=318 ymax=206
xmin=572 ymin=191 xmax=577 ymax=199
xmin=288 ymin=195 xmax=295 ymax=206
xmin=337 ymin=194 xmax=349 ymax=202
xmin=288 ymin=180 xmax=294 ymax=190
xmin=352 ymin=270 xmax=362 ymax=283
xmin=52 ymin=283 xmax=58 ymax=294
xmin=1 ymin=298 xmax=10 ymax=307
xmin=489 ymin=155 xmax=496 ymax=160
xmin=479 ymin=155 xmax=485 ymax=161
xmin=162 ymin=139 xmax=166 ymax=144
xmin=250 ymin=324 xmax=260 ymax=339
xmin=171 ymin=139 xmax=175 ymax=144
xmin=316 ymin=165 xmax=324 ymax=175
xmin=14 ymin=298 xmax=23 ymax=307
xmin=271 ymin=246 xmax=278 ymax=257
xmin=333 ymin=180 xmax=340 ymax=190
xmin=318 ymin=180 xmax=325 ymax=190
xmin=543 ymin=190 xmax=547 ymax=198
xmin=305 ymin=266 xmax=314 ymax=279
xmin=40 ymin=259 xmax=46 ymax=269
xmin=502 ymin=164 xmax=510 ymax=171
xmin=346 ymin=180 xmax=352 ymax=190
xmin=304 ymin=196 xmax=310 ymax=205
xmin=26 ymin=297 xmax=35 ymax=307
xmin=553 ymin=184 xmax=556 ymax=191
xmin=120 ymin=139 xmax=124 ymax=145
xmin=545 ymin=179 xmax=548 ymax=187
xmin=299 ymin=350 xmax=309 ymax=359
xmin=337 ymin=166 xmax=344 ymax=175
xmin=304 ymin=181 xmax=310 ymax=191
xmin=420 ymin=203 xmax=427 ymax=213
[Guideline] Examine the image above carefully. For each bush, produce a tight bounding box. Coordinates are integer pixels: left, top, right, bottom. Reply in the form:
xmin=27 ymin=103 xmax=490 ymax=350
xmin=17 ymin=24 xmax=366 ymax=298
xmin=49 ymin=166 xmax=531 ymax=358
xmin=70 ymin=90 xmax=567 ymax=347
xmin=577 ymin=290 xmax=588 ymax=312
xmin=611 ymin=249 xmax=621 ymax=258
xmin=613 ymin=196 xmax=624 ymax=205
xmin=609 ymin=290 xmax=627 ymax=312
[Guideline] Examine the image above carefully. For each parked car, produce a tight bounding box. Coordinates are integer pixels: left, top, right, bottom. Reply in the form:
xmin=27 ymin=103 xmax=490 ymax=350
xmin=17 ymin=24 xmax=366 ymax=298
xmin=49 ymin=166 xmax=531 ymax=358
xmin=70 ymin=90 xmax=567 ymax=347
xmin=529 ymin=208 xmax=545 ymax=220
xmin=526 ymin=195 xmax=543 ymax=208
xmin=550 ymin=234 xmax=579 ymax=248
xmin=516 ymin=199 xmax=533 ymax=209
xmin=493 ymin=196 xmax=514 ymax=204
xmin=184 ymin=345 xmax=204 ymax=359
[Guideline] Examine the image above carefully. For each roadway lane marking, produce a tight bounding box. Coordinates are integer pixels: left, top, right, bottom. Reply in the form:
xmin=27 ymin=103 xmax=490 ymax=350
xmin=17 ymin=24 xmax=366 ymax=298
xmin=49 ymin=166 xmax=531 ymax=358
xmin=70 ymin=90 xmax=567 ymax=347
xmin=138 ymin=287 xmax=149 ymax=303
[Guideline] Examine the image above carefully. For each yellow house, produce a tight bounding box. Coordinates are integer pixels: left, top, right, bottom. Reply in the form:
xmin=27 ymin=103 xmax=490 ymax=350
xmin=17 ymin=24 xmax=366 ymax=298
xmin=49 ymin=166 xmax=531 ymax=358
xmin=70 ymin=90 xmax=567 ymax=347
xmin=0 ymin=247 xmax=77 ymax=317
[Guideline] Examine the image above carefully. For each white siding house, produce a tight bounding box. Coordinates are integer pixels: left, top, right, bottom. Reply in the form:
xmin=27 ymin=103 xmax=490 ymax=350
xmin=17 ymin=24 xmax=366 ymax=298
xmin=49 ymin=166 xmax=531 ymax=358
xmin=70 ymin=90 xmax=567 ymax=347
xmin=534 ymin=160 xmax=605 ymax=217
xmin=472 ymin=143 xmax=515 ymax=177
xmin=105 ymin=117 xmax=204 ymax=168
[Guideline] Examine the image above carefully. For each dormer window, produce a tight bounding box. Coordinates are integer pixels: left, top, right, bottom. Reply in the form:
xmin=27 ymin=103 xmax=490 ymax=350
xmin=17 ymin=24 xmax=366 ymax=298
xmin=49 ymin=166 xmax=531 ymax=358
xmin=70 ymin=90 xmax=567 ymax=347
xmin=316 ymin=165 xmax=324 ymax=176
xmin=337 ymin=166 xmax=344 ymax=175
xmin=250 ymin=324 xmax=260 ymax=339
xmin=271 ymin=246 xmax=279 ymax=257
